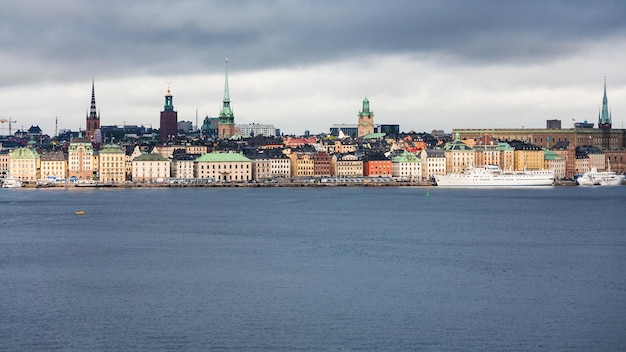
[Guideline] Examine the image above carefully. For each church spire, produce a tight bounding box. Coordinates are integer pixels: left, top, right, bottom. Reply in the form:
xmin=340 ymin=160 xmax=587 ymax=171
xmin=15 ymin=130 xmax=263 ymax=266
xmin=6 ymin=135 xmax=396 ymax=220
xmin=89 ymin=76 xmax=98 ymax=119
xmin=598 ymin=75 xmax=612 ymax=129
xmin=219 ymin=58 xmax=234 ymax=121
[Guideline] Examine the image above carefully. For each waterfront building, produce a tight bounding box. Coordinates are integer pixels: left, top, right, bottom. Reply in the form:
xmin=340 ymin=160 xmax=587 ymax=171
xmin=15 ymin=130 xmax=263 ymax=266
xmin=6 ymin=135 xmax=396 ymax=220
xmin=159 ymin=85 xmax=178 ymax=142
xmin=99 ymin=144 xmax=126 ymax=183
xmin=391 ymin=151 xmax=422 ymax=180
xmin=498 ymin=142 xmax=515 ymax=171
xmin=218 ymin=59 xmax=236 ymax=139
xmin=68 ymin=134 xmax=94 ymax=180
xmin=357 ymin=97 xmax=375 ymax=138
xmin=473 ymin=143 xmax=501 ymax=167
xmin=363 ymin=153 xmax=392 ymax=177
xmin=132 ymin=152 xmax=171 ymax=182
xmin=575 ymin=154 xmax=590 ymax=174
xmin=543 ymin=150 xmax=566 ymax=179
xmin=40 ymin=151 xmax=67 ymax=180
xmin=551 ymin=140 xmax=576 ymax=179
xmin=0 ymin=150 xmax=9 ymax=178
xmin=313 ymin=151 xmax=331 ymax=177
xmin=331 ymin=154 xmax=363 ymax=177
xmin=577 ymin=146 xmax=606 ymax=171
xmin=443 ymin=132 xmax=475 ymax=174
xmin=194 ymin=152 xmax=251 ymax=182
xmin=419 ymin=149 xmax=446 ymax=180
xmin=247 ymin=154 xmax=272 ymax=181
xmin=509 ymin=141 xmax=544 ymax=170
xmin=289 ymin=152 xmax=314 ymax=177
xmin=125 ymin=145 xmax=142 ymax=179
xmin=85 ymin=78 xmax=101 ymax=142
xmin=8 ymin=146 xmax=40 ymax=182
xmin=267 ymin=152 xmax=291 ymax=178
xmin=171 ymin=153 xmax=197 ymax=179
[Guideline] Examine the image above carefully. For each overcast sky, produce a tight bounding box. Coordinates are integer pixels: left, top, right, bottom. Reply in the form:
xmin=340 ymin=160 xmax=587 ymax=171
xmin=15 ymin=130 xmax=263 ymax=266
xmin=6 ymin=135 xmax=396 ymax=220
xmin=1 ymin=0 xmax=625 ymax=136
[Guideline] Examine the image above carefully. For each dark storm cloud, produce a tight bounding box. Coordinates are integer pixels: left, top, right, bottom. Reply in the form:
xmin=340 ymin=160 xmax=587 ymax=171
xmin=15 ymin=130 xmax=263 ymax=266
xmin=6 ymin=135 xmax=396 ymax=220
xmin=1 ymin=0 xmax=625 ymax=86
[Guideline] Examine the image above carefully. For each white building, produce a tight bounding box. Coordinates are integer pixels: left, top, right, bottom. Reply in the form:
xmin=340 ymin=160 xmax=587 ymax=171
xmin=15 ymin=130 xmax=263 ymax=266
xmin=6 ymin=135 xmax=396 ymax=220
xmin=236 ymin=123 xmax=277 ymax=137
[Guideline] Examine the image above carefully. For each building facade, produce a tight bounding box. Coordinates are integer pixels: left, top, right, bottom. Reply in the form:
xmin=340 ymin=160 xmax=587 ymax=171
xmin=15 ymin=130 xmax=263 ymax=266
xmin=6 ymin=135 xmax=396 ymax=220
xmin=68 ymin=136 xmax=94 ymax=180
xmin=132 ymin=153 xmax=171 ymax=182
xmin=9 ymin=147 xmax=40 ymax=182
xmin=40 ymin=151 xmax=67 ymax=180
xmin=194 ymin=152 xmax=251 ymax=182
xmin=99 ymin=144 xmax=126 ymax=183
xmin=391 ymin=151 xmax=422 ymax=180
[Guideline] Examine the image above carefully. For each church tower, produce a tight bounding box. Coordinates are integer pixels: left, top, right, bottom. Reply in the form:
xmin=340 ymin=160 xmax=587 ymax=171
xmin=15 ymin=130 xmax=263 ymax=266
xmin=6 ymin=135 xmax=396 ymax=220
xmin=85 ymin=77 xmax=100 ymax=141
xmin=159 ymin=83 xmax=178 ymax=143
xmin=598 ymin=77 xmax=612 ymax=130
xmin=357 ymin=97 xmax=375 ymax=137
xmin=218 ymin=58 xmax=236 ymax=139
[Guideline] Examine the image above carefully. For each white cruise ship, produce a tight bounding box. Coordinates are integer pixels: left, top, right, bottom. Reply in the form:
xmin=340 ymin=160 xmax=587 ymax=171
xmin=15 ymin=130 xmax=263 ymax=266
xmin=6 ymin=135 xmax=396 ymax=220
xmin=434 ymin=165 xmax=555 ymax=187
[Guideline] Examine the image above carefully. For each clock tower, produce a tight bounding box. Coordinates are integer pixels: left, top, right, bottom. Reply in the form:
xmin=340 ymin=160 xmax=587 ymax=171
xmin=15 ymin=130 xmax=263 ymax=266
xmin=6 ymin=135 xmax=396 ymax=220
xmin=357 ymin=97 xmax=374 ymax=137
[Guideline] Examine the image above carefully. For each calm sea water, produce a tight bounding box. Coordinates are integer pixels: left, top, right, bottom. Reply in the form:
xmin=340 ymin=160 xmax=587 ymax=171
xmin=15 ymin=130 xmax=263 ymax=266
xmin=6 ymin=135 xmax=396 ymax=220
xmin=1 ymin=186 xmax=625 ymax=351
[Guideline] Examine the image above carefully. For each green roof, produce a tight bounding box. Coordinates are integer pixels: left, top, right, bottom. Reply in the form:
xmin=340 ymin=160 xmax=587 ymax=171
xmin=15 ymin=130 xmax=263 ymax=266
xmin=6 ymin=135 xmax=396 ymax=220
xmin=134 ymin=153 xmax=169 ymax=161
xmin=543 ymin=149 xmax=565 ymax=161
xmin=392 ymin=151 xmax=421 ymax=163
xmin=362 ymin=132 xmax=386 ymax=139
xmin=99 ymin=144 xmax=125 ymax=154
xmin=195 ymin=152 xmax=251 ymax=163
xmin=10 ymin=147 xmax=39 ymax=159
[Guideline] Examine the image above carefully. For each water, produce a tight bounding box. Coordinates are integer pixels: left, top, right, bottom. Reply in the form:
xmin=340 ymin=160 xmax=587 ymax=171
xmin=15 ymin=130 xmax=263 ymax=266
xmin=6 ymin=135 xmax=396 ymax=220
xmin=1 ymin=186 xmax=625 ymax=351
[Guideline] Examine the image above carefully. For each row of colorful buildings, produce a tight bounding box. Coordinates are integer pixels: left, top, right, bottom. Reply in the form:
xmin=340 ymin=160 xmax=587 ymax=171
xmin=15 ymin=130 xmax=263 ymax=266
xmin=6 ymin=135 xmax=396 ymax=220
xmin=4 ymin=130 xmax=615 ymax=184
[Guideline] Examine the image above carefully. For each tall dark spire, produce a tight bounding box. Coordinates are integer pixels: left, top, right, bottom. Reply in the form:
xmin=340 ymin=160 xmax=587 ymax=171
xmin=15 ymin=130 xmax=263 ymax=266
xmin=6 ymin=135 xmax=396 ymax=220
xmin=89 ymin=76 xmax=98 ymax=119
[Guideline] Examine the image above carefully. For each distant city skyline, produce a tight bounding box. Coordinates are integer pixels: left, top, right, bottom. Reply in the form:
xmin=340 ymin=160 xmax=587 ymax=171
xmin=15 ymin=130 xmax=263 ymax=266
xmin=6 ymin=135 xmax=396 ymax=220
xmin=1 ymin=1 xmax=625 ymax=136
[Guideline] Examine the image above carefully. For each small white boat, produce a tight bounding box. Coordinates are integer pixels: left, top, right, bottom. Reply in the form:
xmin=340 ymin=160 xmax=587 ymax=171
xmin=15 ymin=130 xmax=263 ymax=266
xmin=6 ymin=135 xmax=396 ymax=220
xmin=576 ymin=161 xmax=624 ymax=186
xmin=2 ymin=176 xmax=23 ymax=188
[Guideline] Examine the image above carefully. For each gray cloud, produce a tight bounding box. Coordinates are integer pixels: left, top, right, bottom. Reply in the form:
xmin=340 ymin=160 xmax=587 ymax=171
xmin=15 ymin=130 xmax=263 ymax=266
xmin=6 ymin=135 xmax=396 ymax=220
xmin=2 ymin=0 xmax=625 ymax=86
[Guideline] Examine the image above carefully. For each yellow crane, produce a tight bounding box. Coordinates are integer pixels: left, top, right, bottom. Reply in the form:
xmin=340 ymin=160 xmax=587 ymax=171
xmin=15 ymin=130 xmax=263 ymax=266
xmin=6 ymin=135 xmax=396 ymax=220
xmin=0 ymin=117 xmax=16 ymax=135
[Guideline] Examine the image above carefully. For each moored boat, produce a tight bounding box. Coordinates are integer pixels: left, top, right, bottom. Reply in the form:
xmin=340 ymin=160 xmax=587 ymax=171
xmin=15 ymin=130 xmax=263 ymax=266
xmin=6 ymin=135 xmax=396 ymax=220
xmin=576 ymin=163 xmax=624 ymax=186
xmin=434 ymin=165 xmax=555 ymax=187
xmin=2 ymin=176 xmax=23 ymax=188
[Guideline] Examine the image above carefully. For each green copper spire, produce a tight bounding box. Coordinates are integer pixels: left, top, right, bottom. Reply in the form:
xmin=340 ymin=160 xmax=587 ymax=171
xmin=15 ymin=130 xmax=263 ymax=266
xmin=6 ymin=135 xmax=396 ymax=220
xmin=598 ymin=76 xmax=612 ymax=127
xmin=359 ymin=97 xmax=371 ymax=115
xmin=219 ymin=58 xmax=234 ymax=123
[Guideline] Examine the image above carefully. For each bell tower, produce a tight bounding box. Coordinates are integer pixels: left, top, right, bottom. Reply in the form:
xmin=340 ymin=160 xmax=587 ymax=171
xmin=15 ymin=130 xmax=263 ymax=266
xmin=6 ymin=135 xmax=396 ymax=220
xmin=357 ymin=97 xmax=374 ymax=137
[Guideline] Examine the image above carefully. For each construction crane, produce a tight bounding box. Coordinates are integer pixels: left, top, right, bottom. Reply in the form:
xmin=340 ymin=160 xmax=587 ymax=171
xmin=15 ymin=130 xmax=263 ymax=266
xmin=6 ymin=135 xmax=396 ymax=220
xmin=0 ymin=117 xmax=16 ymax=135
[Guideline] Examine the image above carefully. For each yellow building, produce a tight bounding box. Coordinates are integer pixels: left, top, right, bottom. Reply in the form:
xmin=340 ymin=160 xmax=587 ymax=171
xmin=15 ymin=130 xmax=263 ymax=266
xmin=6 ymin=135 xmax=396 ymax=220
xmin=331 ymin=154 xmax=363 ymax=177
xmin=9 ymin=147 xmax=40 ymax=182
xmin=289 ymin=153 xmax=314 ymax=177
xmin=443 ymin=132 xmax=475 ymax=174
xmin=99 ymin=144 xmax=126 ymax=183
xmin=40 ymin=151 xmax=67 ymax=180
xmin=510 ymin=141 xmax=544 ymax=170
